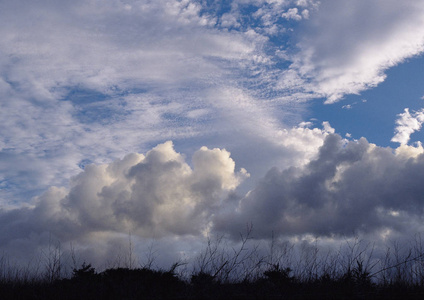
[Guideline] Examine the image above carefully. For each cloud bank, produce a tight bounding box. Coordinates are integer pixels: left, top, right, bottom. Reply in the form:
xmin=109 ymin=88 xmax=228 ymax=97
xmin=3 ymin=132 xmax=424 ymax=265
xmin=215 ymin=134 xmax=424 ymax=239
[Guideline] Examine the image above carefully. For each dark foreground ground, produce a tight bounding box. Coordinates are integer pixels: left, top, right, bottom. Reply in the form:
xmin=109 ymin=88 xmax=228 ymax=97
xmin=2 ymin=266 xmax=424 ymax=300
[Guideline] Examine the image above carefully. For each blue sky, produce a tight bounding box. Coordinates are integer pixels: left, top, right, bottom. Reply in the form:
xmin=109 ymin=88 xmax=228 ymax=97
xmin=310 ymin=54 xmax=424 ymax=147
xmin=2 ymin=0 xmax=424 ymax=267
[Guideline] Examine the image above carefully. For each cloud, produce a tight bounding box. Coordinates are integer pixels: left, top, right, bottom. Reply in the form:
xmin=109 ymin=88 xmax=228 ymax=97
xmin=391 ymin=108 xmax=424 ymax=145
xmin=2 ymin=0 xmax=424 ymax=268
xmin=4 ymin=0 xmax=424 ymax=207
xmin=281 ymin=0 xmax=424 ymax=102
xmin=0 ymin=142 xmax=248 ymax=263
xmin=0 ymin=122 xmax=338 ymax=264
xmin=0 ymin=0 xmax=277 ymax=204
xmin=282 ymin=8 xmax=303 ymax=21
xmin=4 ymin=129 xmax=424 ymax=265
xmin=213 ymin=134 xmax=424 ymax=240
xmin=0 ymin=121 xmax=340 ymax=266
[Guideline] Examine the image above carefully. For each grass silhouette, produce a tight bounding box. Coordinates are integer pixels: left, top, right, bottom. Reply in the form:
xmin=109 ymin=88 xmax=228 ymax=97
xmin=2 ymin=234 xmax=424 ymax=299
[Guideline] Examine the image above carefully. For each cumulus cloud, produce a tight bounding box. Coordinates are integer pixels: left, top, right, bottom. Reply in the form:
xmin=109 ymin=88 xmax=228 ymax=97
xmin=0 ymin=123 xmax=346 ymax=264
xmin=391 ymin=108 xmax=424 ymax=145
xmin=214 ymin=134 xmax=424 ymax=240
xmin=0 ymin=121 xmax=338 ymax=266
xmin=4 ymin=130 xmax=424 ymax=265
xmin=0 ymin=142 xmax=248 ymax=262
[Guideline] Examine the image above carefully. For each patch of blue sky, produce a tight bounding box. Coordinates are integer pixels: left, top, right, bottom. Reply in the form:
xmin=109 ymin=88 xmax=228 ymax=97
xmin=236 ymin=4 xmax=266 ymax=28
xmin=197 ymin=0 xmax=298 ymax=75
xmin=77 ymin=159 xmax=93 ymax=170
xmin=5 ymin=185 xmax=48 ymax=205
xmin=0 ymin=179 xmax=10 ymax=190
xmin=64 ymin=87 xmax=111 ymax=104
xmin=120 ymin=88 xmax=149 ymax=96
xmin=63 ymin=84 xmax=150 ymax=103
xmin=60 ymin=85 xmax=142 ymax=125
xmin=0 ymin=167 xmax=47 ymax=204
xmin=73 ymin=101 xmax=129 ymax=125
xmin=198 ymin=0 xmax=284 ymax=33
xmin=197 ymin=0 xmax=233 ymax=17
xmin=161 ymin=112 xmax=189 ymax=126
xmin=308 ymin=54 xmax=424 ymax=147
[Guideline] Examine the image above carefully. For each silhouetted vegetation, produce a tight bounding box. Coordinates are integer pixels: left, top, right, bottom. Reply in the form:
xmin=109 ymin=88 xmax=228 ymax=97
xmin=2 ymin=233 xmax=424 ymax=299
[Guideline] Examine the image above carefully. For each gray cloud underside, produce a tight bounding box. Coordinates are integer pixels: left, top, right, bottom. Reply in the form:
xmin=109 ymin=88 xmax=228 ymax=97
xmin=215 ymin=134 xmax=424 ymax=238
xmin=2 ymin=135 xmax=424 ymax=263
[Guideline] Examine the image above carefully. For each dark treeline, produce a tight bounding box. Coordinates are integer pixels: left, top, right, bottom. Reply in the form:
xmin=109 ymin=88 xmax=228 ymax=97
xmin=3 ymin=232 xmax=424 ymax=299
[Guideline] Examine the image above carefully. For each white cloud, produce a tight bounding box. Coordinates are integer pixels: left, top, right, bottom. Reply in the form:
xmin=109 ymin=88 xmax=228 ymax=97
xmin=391 ymin=108 xmax=424 ymax=145
xmin=2 ymin=0 xmax=424 ymax=267
xmin=0 ymin=0 xmax=276 ymax=203
xmin=282 ymin=8 xmax=302 ymax=20
xmin=0 ymin=1 xmax=258 ymax=94
xmin=298 ymin=121 xmax=312 ymax=127
xmin=0 ymin=142 xmax=248 ymax=263
xmin=301 ymin=9 xmax=310 ymax=19
xmin=275 ymin=123 xmax=332 ymax=167
xmin=63 ymin=141 xmax=247 ymax=237
xmin=280 ymin=0 xmax=424 ymax=103
xmin=322 ymin=121 xmax=335 ymax=133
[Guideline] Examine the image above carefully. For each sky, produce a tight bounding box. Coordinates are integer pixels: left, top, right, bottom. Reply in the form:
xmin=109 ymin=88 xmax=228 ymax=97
xmin=2 ymin=0 xmax=424 ymax=269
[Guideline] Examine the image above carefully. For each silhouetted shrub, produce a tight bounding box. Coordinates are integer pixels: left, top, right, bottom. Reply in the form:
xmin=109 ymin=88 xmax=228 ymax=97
xmin=191 ymin=271 xmax=216 ymax=285
xmin=263 ymin=264 xmax=294 ymax=285
xmin=72 ymin=262 xmax=96 ymax=281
